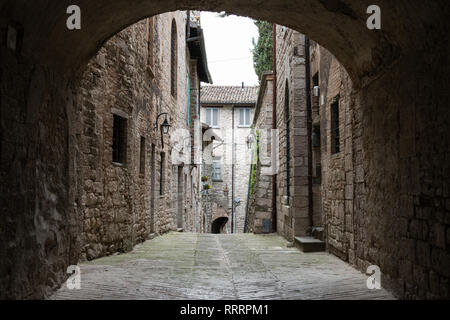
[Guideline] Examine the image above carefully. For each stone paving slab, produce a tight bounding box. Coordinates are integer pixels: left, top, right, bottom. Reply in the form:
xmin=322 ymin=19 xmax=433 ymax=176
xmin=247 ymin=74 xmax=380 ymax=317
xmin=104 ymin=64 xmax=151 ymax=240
xmin=49 ymin=232 xmax=395 ymax=300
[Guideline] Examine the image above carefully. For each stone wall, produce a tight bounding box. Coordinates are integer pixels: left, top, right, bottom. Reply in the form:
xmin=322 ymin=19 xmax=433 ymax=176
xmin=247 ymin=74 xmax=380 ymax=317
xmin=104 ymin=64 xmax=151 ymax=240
xmin=248 ymin=73 xmax=274 ymax=233
xmin=73 ymin=12 xmax=200 ymax=260
xmin=275 ymin=26 xmax=311 ymax=241
xmin=309 ymin=43 xmax=357 ymax=261
xmin=356 ymin=47 xmax=450 ymax=299
xmin=273 ymin=26 xmax=450 ymax=299
xmin=0 ymin=41 xmax=79 ymax=299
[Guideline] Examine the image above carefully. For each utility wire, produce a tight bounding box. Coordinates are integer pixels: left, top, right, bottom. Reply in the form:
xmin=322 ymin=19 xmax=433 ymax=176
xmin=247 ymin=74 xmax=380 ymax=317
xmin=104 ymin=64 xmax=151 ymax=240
xmin=208 ymin=56 xmax=253 ymax=64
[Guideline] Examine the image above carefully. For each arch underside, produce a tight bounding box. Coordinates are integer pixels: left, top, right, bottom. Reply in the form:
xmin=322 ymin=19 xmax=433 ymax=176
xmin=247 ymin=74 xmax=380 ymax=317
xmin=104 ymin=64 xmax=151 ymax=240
xmin=2 ymin=0 xmax=446 ymax=85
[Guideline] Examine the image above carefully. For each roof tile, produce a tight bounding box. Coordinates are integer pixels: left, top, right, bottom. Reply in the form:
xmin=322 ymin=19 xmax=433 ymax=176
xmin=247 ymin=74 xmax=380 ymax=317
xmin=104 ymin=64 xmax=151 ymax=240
xmin=201 ymin=85 xmax=259 ymax=104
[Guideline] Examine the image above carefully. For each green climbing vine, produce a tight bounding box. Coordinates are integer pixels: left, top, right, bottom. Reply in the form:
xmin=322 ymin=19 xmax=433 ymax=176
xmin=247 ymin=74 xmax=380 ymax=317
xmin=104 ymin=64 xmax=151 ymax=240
xmin=249 ymin=130 xmax=261 ymax=196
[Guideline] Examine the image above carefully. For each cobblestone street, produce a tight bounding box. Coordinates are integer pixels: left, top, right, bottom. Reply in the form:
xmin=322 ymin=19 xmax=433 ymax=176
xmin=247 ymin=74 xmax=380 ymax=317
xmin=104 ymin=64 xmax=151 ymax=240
xmin=51 ymin=233 xmax=394 ymax=300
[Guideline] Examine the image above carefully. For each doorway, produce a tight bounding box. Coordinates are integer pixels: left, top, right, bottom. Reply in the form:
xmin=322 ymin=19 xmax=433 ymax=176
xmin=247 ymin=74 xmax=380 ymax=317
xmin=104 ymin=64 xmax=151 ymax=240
xmin=177 ymin=166 xmax=184 ymax=229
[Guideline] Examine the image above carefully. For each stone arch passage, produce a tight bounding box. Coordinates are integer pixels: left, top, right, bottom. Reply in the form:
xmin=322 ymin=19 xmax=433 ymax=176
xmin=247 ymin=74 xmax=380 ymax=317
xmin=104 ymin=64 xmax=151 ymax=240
xmin=211 ymin=217 xmax=229 ymax=234
xmin=0 ymin=0 xmax=449 ymax=299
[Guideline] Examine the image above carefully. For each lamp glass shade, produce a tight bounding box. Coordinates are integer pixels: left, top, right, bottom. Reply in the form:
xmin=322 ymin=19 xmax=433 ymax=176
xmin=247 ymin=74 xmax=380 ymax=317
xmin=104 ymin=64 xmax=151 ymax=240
xmin=161 ymin=119 xmax=170 ymax=134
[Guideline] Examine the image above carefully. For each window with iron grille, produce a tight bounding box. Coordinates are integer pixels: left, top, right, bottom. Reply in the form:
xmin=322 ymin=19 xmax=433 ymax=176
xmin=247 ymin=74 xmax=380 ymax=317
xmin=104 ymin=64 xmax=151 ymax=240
xmin=331 ymin=98 xmax=340 ymax=154
xmin=238 ymin=108 xmax=252 ymax=127
xmin=170 ymin=19 xmax=177 ymax=98
xmin=139 ymin=137 xmax=146 ymax=175
xmin=112 ymin=115 xmax=127 ymax=164
xmin=205 ymin=108 xmax=219 ymax=128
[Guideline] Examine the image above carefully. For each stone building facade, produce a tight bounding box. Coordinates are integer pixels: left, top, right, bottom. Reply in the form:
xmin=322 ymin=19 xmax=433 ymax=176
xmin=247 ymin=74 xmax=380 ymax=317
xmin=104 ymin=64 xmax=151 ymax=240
xmin=250 ymin=26 xmax=355 ymax=246
xmin=249 ymin=24 xmax=450 ymax=299
xmin=274 ymin=27 xmax=312 ymax=241
xmin=74 ymin=11 xmax=211 ymax=260
xmin=247 ymin=72 xmax=275 ymax=234
xmin=200 ymin=86 xmax=258 ymax=233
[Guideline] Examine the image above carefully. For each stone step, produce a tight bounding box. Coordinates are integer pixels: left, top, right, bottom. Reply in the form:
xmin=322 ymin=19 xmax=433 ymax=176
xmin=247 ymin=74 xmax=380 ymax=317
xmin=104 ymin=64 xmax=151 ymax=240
xmin=294 ymin=236 xmax=325 ymax=253
xmin=312 ymin=227 xmax=325 ymax=241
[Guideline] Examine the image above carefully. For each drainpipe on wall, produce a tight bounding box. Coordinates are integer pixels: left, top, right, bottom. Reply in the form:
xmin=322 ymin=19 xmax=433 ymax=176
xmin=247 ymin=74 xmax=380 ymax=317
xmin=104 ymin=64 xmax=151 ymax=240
xmin=271 ymin=23 xmax=278 ymax=233
xmin=231 ymin=104 xmax=235 ymax=233
xmin=305 ymin=36 xmax=314 ymax=234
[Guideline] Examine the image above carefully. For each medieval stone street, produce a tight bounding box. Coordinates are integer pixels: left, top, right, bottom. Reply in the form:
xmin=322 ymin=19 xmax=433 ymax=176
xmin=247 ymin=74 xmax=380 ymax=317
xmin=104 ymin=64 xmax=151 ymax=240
xmin=50 ymin=233 xmax=394 ymax=300
xmin=2 ymin=3 xmax=449 ymax=301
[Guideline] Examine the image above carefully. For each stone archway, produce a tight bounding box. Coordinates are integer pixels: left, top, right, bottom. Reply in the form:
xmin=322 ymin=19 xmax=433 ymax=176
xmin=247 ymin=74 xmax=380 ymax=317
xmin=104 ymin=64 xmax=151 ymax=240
xmin=211 ymin=217 xmax=229 ymax=234
xmin=0 ymin=0 xmax=449 ymax=299
xmin=211 ymin=207 xmax=229 ymax=234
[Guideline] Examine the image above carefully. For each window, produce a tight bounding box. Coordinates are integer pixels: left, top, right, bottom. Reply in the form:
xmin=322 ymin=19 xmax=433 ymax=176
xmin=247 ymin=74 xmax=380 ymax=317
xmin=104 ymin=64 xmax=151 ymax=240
xmin=312 ymin=125 xmax=321 ymax=148
xmin=112 ymin=115 xmax=127 ymax=164
xmin=159 ymin=152 xmax=165 ymax=195
xmin=312 ymin=125 xmax=322 ymax=184
xmin=312 ymin=73 xmax=319 ymax=89
xmin=212 ymin=158 xmax=222 ymax=181
xmin=139 ymin=137 xmax=146 ymax=175
xmin=238 ymin=108 xmax=252 ymax=127
xmin=331 ymin=98 xmax=340 ymax=154
xmin=205 ymin=108 xmax=219 ymax=128
xmin=170 ymin=19 xmax=178 ymax=98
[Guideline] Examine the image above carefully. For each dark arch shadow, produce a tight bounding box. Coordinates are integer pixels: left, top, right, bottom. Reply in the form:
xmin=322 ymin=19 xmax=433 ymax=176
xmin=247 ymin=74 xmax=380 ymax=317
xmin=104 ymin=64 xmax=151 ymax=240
xmin=211 ymin=217 xmax=229 ymax=234
xmin=3 ymin=0 xmax=438 ymax=86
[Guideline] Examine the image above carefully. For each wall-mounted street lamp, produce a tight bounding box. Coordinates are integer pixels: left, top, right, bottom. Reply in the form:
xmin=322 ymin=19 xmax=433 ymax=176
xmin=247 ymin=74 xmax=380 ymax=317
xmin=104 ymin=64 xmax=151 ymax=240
xmin=155 ymin=112 xmax=171 ymax=148
xmin=246 ymin=132 xmax=256 ymax=150
xmin=155 ymin=112 xmax=171 ymax=134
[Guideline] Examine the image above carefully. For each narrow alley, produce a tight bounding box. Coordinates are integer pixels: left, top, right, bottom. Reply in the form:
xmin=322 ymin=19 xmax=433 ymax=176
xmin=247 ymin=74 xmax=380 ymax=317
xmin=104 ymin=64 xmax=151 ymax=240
xmin=1 ymin=1 xmax=449 ymax=302
xmin=50 ymin=233 xmax=393 ymax=300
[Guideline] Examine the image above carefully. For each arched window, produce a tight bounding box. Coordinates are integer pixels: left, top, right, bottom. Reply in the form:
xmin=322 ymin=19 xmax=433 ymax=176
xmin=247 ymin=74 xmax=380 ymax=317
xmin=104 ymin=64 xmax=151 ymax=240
xmin=285 ymin=80 xmax=291 ymax=205
xmin=170 ymin=19 xmax=177 ymax=98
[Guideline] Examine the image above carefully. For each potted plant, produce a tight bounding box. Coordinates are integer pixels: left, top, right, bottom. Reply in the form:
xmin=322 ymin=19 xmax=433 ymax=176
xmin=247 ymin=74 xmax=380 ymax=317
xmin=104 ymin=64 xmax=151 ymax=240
xmin=201 ymin=176 xmax=208 ymax=182
xmin=203 ymin=183 xmax=212 ymax=190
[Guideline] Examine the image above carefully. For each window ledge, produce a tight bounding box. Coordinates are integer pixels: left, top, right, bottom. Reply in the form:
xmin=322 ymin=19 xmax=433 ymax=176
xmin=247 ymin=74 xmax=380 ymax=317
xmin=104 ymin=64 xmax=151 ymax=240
xmin=112 ymin=162 xmax=126 ymax=168
xmin=331 ymin=152 xmax=341 ymax=159
xmin=237 ymin=125 xmax=251 ymax=128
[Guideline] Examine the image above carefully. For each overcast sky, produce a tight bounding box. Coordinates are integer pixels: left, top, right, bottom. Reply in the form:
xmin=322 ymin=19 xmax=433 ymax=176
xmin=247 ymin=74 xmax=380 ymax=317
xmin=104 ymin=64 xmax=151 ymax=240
xmin=200 ymin=12 xmax=259 ymax=86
